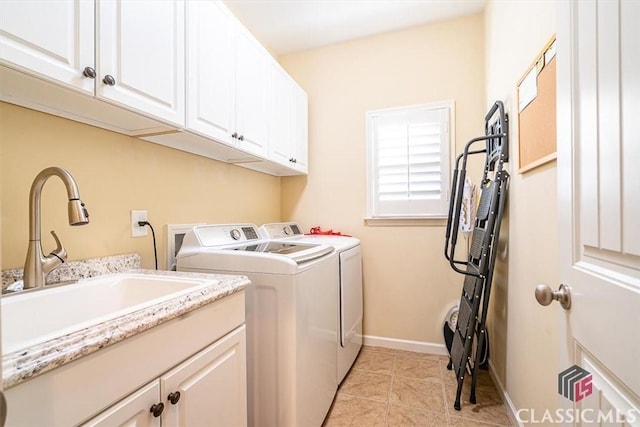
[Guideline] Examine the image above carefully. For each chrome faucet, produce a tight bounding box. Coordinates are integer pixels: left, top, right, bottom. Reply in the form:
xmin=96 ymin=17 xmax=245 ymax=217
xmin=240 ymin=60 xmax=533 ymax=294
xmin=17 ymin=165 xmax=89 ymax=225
xmin=23 ymin=167 xmax=89 ymax=289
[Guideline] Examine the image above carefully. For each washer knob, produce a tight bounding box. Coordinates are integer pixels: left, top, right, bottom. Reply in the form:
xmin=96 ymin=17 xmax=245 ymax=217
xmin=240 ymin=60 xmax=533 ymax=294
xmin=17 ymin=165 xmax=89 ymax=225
xmin=283 ymin=227 xmax=291 ymax=236
xmin=230 ymin=229 xmax=241 ymax=240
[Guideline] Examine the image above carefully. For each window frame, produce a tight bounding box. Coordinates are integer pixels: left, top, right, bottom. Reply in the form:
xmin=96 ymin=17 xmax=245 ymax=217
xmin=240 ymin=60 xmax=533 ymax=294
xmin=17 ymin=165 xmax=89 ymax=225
xmin=365 ymin=100 xmax=455 ymax=223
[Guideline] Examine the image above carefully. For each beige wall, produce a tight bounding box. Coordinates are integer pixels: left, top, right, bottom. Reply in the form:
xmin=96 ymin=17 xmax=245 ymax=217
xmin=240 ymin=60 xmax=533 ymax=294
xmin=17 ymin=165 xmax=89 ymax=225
xmin=1 ymin=5 xmax=560 ymax=416
xmin=0 ymin=103 xmax=281 ymax=270
xmin=279 ymin=14 xmax=486 ymax=345
xmin=484 ymin=0 xmax=558 ymax=417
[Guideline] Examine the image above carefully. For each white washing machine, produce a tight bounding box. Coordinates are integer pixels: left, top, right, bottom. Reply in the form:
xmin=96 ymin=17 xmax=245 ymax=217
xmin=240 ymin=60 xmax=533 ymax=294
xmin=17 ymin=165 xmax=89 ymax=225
xmin=260 ymin=222 xmax=363 ymax=384
xmin=175 ymin=224 xmax=338 ymax=427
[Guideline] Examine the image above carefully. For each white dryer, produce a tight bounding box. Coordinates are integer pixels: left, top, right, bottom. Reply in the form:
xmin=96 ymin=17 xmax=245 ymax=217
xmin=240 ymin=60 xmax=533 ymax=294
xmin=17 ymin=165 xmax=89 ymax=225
xmin=176 ymin=224 xmax=338 ymax=427
xmin=260 ymin=222 xmax=363 ymax=384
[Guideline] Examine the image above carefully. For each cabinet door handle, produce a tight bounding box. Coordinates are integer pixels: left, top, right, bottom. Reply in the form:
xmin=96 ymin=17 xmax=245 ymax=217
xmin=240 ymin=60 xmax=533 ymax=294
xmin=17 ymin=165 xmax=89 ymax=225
xmin=238 ymin=134 xmax=244 ymax=141
xmin=150 ymin=402 xmax=164 ymax=417
xmin=168 ymin=391 xmax=181 ymax=405
xmin=82 ymin=67 xmax=96 ymax=79
xmin=231 ymin=132 xmax=238 ymax=138
xmin=102 ymin=75 xmax=116 ymax=86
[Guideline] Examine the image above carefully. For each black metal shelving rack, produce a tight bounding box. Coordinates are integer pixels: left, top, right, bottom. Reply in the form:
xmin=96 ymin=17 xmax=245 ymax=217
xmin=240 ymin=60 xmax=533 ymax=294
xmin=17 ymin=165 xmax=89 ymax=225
xmin=444 ymin=101 xmax=509 ymax=411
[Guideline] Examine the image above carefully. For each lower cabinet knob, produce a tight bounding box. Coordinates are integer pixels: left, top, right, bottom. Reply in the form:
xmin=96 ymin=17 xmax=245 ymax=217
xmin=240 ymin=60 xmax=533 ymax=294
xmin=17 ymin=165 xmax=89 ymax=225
xmin=168 ymin=391 xmax=181 ymax=405
xmin=238 ymin=134 xmax=244 ymax=141
xmin=231 ymin=132 xmax=238 ymax=138
xmin=150 ymin=402 xmax=164 ymax=417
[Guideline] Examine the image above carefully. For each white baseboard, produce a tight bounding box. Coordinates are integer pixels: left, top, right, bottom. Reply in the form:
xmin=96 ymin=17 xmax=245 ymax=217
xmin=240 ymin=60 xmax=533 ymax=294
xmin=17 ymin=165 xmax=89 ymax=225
xmin=488 ymin=360 xmax=522 ymax=427
xmin=362 ymin=335 xmax=448 ymax=355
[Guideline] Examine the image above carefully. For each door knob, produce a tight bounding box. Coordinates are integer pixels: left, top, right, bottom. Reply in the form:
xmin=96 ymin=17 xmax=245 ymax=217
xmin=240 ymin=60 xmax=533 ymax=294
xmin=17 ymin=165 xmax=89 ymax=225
xmin=535 ymin=283 xmax=571 ymax=310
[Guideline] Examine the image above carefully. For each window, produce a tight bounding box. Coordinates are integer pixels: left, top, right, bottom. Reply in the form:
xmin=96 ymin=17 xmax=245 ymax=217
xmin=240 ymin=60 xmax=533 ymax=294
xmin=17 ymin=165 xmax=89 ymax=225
xmin=366 ymin=101 xmax=454 ymax=219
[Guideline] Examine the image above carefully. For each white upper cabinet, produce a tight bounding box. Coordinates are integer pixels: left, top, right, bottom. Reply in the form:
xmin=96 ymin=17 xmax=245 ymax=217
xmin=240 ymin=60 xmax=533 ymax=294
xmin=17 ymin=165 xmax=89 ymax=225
xmin=0 ymin=0 xmax=306 ymax=176
xmin=291 ymin=82 xmax=309 ymax=173
xmin=0 ymin=0 xmax=95 ymax=93
xmin=97 ymin=0 xmax=185 ymax=127
xmin=0 ymin=0 xmax=183 ymax=133
xmin=233 ymin=24 xmax=269 ymax=157
xmin=268 ymin=60 xmax=309 ymax=174
xmin=183 ymin=1 xmax=268 ymax=158
xmin=186 ymin=1 xmax=235 ymax=145
xmin=268 ymin=61 xmax=294 ymax=166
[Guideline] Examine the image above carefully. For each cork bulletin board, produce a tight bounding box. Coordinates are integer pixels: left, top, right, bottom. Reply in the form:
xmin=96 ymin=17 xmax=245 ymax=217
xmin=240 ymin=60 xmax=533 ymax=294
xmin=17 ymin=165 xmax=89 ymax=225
xmin=517 ymin=36 xmax=557 ymax=173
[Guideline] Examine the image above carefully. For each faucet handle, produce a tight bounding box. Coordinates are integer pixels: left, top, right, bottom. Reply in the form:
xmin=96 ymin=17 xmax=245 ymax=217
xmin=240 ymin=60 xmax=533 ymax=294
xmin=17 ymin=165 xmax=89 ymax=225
xmin=49 ymin=230 xmax=68 ymax=262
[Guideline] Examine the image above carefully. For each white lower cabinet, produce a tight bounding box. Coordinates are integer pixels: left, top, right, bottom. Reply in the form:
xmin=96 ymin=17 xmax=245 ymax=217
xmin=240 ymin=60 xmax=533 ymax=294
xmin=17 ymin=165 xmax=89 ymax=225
xmin=81 ymin=381 xmax=161 ymax=427
xmin=4 ymin=291 xmax=246 ymax=427
xmin=82 ymin=326 xmax=247 ymax=427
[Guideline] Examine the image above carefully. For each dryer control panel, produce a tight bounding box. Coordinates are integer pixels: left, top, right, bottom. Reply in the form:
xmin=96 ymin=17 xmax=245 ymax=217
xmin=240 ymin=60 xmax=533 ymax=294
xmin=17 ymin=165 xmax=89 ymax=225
xmin=260 ymin=222 xmax=304 ymax=239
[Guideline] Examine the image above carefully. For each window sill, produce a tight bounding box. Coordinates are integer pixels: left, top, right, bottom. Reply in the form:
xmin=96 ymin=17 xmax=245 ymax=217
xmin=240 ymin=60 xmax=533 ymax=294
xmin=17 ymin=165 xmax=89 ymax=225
xmin=364 ymin=217 xmax=448 ymax=227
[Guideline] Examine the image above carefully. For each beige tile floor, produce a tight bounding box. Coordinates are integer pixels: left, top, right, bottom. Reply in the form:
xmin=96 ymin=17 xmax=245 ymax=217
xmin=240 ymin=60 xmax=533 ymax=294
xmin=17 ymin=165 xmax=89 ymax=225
xmin=322 ymin=346 xmax=514 ymax=427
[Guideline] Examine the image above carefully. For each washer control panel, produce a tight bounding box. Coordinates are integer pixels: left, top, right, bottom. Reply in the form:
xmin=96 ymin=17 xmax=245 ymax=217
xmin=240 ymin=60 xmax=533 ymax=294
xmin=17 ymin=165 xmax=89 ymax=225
xmin=192 ymin=224 xmax=261 ymax=247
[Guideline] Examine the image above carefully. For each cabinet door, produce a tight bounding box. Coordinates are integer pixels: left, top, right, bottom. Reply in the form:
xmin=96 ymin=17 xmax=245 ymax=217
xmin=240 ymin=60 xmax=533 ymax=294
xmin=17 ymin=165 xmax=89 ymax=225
xmin=80 ymin=381 xmax=161 ymax=427
xmin=291 ymin=82 xmax=309 ymax=173
xmin=0 ymin=0 xmax=94 ymax=93
xmin=235 ymin=25 xmax=268 ymax=156
xmin=97 ymin=0 xmax=185 ymax=126
xmin=162 ymin=326 xmax=247 ymax=427
xmin=186 ymin=1 xmax=235 ymax=144
xmin=268 ymin=61 xmax=293 ymax=166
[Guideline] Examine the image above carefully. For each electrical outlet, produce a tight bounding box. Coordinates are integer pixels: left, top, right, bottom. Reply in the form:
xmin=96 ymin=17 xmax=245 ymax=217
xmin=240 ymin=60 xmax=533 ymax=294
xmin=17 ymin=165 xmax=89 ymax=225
xmin=131 ymin=210 xmax=148 ymax=237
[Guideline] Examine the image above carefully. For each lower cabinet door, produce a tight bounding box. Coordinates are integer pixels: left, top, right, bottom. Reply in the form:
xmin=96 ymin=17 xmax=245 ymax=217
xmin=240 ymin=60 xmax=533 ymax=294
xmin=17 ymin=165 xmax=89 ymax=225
xmin=161 ymin=325 xmax=247 ymax=427
xmin=81 ymin=381 xmax=161 ymax=427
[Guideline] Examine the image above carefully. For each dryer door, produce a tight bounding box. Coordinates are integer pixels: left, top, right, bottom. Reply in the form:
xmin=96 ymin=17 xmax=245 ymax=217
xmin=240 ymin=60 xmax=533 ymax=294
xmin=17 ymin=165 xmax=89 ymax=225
xmin=339 ymin=246 xmax=363 ymax=348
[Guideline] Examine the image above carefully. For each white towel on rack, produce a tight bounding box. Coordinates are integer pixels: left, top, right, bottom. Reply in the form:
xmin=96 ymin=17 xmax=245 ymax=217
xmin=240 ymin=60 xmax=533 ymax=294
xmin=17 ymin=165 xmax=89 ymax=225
xmin=460 ymin=176 xmax=477 ymax=234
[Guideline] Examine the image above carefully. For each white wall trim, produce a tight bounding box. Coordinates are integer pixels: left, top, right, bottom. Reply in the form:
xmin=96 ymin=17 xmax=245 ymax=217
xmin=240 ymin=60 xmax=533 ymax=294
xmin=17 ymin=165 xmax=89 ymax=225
xmin=488 ymin=360 xmax=523 ymax=427
xmin=363 ymin=335 xmax=448 ymax=355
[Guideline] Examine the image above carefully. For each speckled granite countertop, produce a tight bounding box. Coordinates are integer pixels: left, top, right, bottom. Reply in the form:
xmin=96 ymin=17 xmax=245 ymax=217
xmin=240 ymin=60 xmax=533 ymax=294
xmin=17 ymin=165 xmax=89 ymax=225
xmin=2 ymin=269 xmax=249 ymax=390
xmin=2 ymin=253 xmax=142 ymax=291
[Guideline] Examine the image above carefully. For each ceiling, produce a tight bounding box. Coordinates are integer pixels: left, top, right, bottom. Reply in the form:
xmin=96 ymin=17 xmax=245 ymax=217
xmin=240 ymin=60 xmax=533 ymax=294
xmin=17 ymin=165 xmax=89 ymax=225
xmin=223 ymin=0 xmax=486 ymax=56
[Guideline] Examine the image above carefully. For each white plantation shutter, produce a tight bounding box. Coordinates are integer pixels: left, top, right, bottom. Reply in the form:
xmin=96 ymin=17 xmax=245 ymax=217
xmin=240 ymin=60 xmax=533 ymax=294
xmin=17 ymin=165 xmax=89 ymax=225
xmin=366 ymin=102 xmax=453 ymax=218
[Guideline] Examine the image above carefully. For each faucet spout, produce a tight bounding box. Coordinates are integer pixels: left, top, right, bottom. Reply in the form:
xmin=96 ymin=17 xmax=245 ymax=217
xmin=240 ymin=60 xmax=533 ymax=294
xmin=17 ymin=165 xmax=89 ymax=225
xmin=23 ymin=167 xmax=90 ymax=289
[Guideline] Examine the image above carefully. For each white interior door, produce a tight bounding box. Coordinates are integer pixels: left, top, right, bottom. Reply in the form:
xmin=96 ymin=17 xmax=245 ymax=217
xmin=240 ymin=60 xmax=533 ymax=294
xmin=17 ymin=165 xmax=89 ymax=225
xmin=557 ymin=1 xmax=640 ymax=425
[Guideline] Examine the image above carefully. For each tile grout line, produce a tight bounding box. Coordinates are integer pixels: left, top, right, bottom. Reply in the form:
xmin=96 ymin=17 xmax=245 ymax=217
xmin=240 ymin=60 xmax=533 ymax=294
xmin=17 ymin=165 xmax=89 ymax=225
xmin=384 ymin=352 xmax=397 ymax=426
xmin=439 ymin=357 xmax=453 ymax=425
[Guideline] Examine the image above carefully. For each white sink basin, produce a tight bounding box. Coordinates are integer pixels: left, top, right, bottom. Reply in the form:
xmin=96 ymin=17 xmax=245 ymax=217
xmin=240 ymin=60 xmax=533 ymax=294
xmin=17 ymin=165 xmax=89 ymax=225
xmin=1 ymin=273 xmax=214 ymax=354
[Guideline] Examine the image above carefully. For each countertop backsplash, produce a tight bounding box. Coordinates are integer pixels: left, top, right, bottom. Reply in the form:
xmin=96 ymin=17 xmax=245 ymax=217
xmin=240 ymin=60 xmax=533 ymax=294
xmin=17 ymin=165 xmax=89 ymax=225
xmin=1 ymin=253 xmax=142 ymax=291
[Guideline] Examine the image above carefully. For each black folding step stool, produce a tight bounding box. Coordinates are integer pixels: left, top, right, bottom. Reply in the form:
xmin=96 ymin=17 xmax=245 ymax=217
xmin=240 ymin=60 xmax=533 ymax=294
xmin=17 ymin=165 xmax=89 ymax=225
xmin=443 ymin=101 xmax=509 ymax=411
